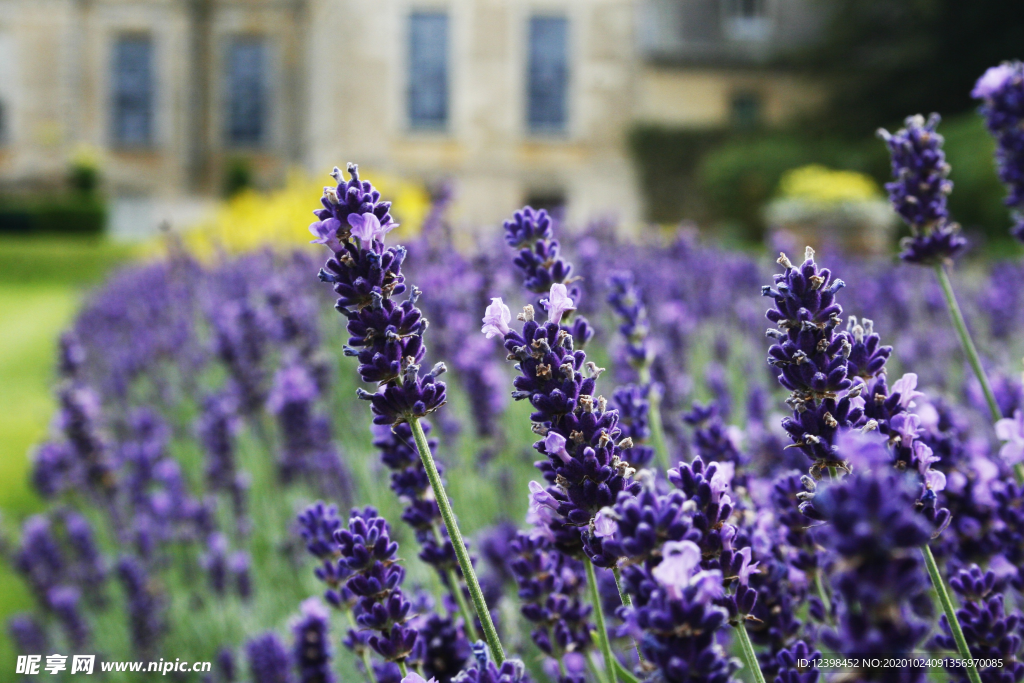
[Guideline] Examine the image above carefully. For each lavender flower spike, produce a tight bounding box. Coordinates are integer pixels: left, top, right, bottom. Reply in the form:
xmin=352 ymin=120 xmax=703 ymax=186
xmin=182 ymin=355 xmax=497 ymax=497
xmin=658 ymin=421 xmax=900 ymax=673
xmin=311 ymin=164 xmax=503 ymax=663
xmin=972 ymin=61 xmax=1024 ymax=242
xmin=878 ymin=114 xmax=968 ymax=264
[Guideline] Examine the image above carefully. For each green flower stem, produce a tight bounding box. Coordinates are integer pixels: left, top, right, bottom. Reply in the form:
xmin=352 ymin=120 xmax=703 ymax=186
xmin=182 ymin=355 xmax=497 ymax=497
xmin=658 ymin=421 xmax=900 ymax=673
xmin=345 ymin=605 xmax=378 ymax=683
xmin=445 ymin=567 xmax=481 ymax=642
xmin=640 ymin=367 xmax=671 ymax=471
xmin=613 ymin=658 xmax=642 ymax=683
xmin=586 ymin=651 xmax=609 ymax=683
xmin=409 ymin=418 xmax=505 ymax=665
xmin=933 ymin=264 xmax=1000 ymax=422
xmin=585 ymin=556 xmax=619 ymax=683
xmin=734 ymin=620 xmax=767 ymax=683
xmin=933 ymin=264 xmax=1024 ymax=484
xmin=922 ymin=543 xmax=983 ymax=683
xmin=813 ymin=571 xmax=833 ymax=625
xmin=397 ymin=660 xmax=408 ymax=678
xmin=612 ymin=566 xmax=644 ymax=665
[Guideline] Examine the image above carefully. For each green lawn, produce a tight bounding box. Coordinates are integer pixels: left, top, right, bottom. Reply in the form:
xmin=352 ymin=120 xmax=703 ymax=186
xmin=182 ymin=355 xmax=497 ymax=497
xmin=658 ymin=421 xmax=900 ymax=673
xmin=0 ymin=236 xmax=135 ymax=666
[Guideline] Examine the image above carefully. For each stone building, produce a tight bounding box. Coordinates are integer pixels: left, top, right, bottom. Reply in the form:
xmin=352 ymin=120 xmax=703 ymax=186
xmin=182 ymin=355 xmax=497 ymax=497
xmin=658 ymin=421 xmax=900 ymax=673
xmin=0 ymin=0 xmax=823 ymax=236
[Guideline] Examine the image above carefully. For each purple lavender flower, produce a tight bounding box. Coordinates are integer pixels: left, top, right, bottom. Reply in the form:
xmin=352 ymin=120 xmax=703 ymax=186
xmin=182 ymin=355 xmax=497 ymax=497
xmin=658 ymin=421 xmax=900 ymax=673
xmin=762 ymin=248 xmax=861 ymax=474
xmin=933 ymin=565 xmax=1024 ymax=683
xmin=61 ymin=511 xmax=107 ymax=604
xmin=313 ymin=165 xmax=446 ymax=427
xmin=212 ymin=299 xmax=271 ymax=418
xmin=813 ymin=465 xmax=934 ymax=681
xmin=502 ymin=208 xmax=593 ymax=348
xmin=47 ymin=585 xmax=90 ymax=649
xmin=610 ymin=385 xmax=656 ymax=470
xmin=624 ymin=540 xmax=736 ymax=683
xmin=268 ymin=363 xmax=323 ymax=481
xmin=14 ymin=515 xmax=65 ymax=601
xmin=508 ymin=531 xmax=593 ymax=659
xmin=489 ymin=286 xmax=640 ymax=559
xmin=683 ymin=402 xmax=746 ymax=474
xmin=117 ymin=556 xmax=166 ymax=657
xmin=247 ymin=633 xmax=294 ymax=683
xmin=878 ymin=114 xmax=968 ymax=264
xmin=231 ymin=551 xmax=253 ymax=601
xmin=414 ymin=612 xmax=471 ymax=682
xmin=297 ymin=502 xmax=353 ymax=609
xmin=774 ymin=642 xmax=820 ymax=683
xmin=451 ymin=659 xmax=532 ymax=683
xmin=334 ymin=507 xmax=418 ymax=665
xmin=293 ymin=598 xmax=335 ymax=683
xmin=972 ymin=62 xmax=1024 ymax=241
xmin=7 ymin=614 xmax=48 ymax=654
xmin=503 ymin=207 xmax=574 ymax=298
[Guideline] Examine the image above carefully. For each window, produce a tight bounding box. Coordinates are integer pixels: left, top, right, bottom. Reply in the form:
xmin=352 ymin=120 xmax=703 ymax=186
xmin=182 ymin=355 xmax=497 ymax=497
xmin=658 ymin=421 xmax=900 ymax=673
xmin=111 ymin=35 xmax=154 ymax=147
xmin=525 ymin=190 xmax=567 ymax=220
xmin=527 ymin=16 xmax=569 ymax=133
xmin=408 ymin=12 xmax=449 ymax=130
xmin=225 ymin=38 xmax=268 ymax=147
xmin=731 ymin=91 xmax=762 ymax=129
xmin=724 ymin=0 xmax=771 ymax=41
xmin=730 ymin=0 xmax=766 ymax=19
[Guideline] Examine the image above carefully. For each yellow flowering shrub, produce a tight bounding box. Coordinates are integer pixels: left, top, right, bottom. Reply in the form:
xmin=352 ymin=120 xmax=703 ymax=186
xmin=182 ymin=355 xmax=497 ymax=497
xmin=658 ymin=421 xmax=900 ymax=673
xmin=776 ymin=164 xmax=882 ymax=205
xmin=181 ymin=169 xmax=431 ymax=258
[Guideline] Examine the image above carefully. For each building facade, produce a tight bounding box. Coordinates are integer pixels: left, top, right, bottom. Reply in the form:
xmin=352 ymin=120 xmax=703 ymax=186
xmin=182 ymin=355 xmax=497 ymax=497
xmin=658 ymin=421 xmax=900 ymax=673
xmin=0 ymin=0 xmax=822 ymax=235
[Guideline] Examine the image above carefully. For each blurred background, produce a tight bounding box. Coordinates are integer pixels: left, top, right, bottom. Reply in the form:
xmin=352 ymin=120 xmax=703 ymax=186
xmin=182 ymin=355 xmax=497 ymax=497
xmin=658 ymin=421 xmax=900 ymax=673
xmin=2 ymin=0 xmax=1024 ymax=674
xmin=0 ymin=0 xmax=1020 ymax=245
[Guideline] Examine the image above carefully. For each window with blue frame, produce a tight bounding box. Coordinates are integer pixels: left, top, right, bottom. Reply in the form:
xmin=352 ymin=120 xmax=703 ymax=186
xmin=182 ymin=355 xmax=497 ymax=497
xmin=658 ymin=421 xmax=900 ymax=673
xmin=408 ymin=12 xmax=449 ymax=130
xmin=226 ymin=38 xmax=268 ymax=146
xmin=527 ymin=16 xmax=569 ymax=133
xmin=111 ymin=35 xmax=154 ymax=147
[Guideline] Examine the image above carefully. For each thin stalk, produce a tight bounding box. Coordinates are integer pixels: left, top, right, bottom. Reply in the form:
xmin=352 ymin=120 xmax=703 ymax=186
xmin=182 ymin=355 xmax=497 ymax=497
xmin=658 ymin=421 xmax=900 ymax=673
xmin=640 ymin=367 xmax=671 ymax=472
xmin=613 ymin=658 xmax=642 ymax=683
xmin=813 ymin=571 xmax=833 ymax=625
xmin=585 ymin=556 xmax=619 ymax=683
xmin=586 ymin=650 xmax=609 ymax=683
xmin=445 ymin=567 xmax=481 ymax=642
xmin=397 ymin=661 xmax=408 ymax=678
xmin=612 ymin=567 xmax=644 ymax=665
xmin=409 ymin=418 xmax=505 ymax=664
xmin=733 ymin=620 xmax=767 ymax=683
xmin=827 ymin=466 xmax=839 ymax=482
xmin=933 ymin=265 xmax=1024 ymax=485
xmin=345 ymin=607 xmax=378 ymax=683
xmin=922 ymin=544 xmax=983 ymax=683
xmin=933 ymin=264 xmax=1000 ymax=421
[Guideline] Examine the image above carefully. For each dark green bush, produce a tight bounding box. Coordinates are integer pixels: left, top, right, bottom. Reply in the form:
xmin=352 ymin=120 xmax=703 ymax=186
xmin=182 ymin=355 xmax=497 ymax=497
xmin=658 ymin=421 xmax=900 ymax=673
xmin=628 ymin=125 xmax=726 ymax=224
xmin=0 ymin=193 xmax=106 ymax=236
xmin=223 ymin=156 xmax=256 ymax=197
xmin=631 ymin=111 xmax=1011 ymax=246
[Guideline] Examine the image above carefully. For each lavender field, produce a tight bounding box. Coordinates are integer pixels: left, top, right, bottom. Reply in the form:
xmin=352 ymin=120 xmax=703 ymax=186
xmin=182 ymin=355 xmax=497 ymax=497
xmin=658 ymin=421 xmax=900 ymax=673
xmin=7 ymin=65 xmax=1024 ymax=683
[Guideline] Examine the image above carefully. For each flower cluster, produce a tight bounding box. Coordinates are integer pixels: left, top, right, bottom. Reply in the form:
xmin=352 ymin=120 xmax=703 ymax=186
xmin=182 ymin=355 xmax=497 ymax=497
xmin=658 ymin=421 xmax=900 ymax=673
xmin=762 ymin=248 xmax=859 ymax=474
xmin=486 ymin=291 xmax=640 ymax=558
xmin=972 ymin=62 xmax=1024 ymax=242
xmin=878 ymin=113 xmax=968 ymax=264
xmin=508 ymin=531 xmax=593 ymax=660
xmin=503 ymin=207 xmax=592 ymax=347
xmin=313 ymin=164 xmax=446 ymax=426
xmin=812 ymin=464 xmax=934 ymax=683
xmin=933 ymin=565 xmax=1024 ymax=683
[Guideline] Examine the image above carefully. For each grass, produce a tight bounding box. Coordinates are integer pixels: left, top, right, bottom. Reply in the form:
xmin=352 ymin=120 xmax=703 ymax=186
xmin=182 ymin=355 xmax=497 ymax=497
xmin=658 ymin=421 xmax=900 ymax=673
xmin=0 ymin=235 xmax=135 ymax=671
